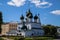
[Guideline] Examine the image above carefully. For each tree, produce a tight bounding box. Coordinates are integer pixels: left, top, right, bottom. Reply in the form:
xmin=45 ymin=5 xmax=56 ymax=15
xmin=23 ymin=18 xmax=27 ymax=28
xmin=43 ymin=24 xmax=57 ymax=36
xmin=43 ymin=25 xmax=50 ymax=35
xmin=0 ymin=12 xmax=3 ymax=33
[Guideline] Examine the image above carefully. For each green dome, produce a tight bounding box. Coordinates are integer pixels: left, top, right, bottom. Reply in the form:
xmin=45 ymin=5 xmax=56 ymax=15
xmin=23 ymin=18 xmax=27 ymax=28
xmin=21 ymin=25 xmax=27 ymax=30
xmin=0 ymin=11 xmax=2 ymax=13
xmin=28 ymin=13 xmax=33 ymax=18
xmin=34 ymin=15 xmax=38 ymax=19
xmin=26 ymin=9 xmax=33 ymax=18
xmin=21 ymin=21 xmax=27 ymax=30
xmin=20 ymin=15 xmax=24 ymax=20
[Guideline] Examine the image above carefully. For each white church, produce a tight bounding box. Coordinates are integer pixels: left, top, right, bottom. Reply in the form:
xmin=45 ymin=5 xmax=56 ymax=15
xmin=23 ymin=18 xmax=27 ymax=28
xmin=6 ymin=10 xmax=44 ymax=37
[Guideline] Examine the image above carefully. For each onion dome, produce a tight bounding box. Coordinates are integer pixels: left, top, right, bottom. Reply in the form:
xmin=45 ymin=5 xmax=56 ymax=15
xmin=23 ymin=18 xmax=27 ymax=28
xmin=21 ymin=21 xmax=27 ymax=30
xmin=21 ymin=25 xmax=27 ymax=30
xmin=28 ymin=13 xmax=33 ymax=18
xmin=34 ymin=15 xmax=38 ymax=19
xmin=0 ymin=11 xmax=2 ymax=13
xmin=26 ymin=9 xmax=33 ymax=18
xmin=20 ymin=15 xmax=24 ymax=20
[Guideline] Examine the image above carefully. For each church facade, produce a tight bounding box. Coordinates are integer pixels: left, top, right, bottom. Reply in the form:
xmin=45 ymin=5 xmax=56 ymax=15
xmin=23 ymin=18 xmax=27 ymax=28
xmin=1 ymin=10 xmax=44 ymax=37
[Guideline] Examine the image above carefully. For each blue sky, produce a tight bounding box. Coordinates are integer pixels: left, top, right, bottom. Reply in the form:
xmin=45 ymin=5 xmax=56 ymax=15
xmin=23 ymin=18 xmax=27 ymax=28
xmin=0 ymin=0 xmax=60 ymax=26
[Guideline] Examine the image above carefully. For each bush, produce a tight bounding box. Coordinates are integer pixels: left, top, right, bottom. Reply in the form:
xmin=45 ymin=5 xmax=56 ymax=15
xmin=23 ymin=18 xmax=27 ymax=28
xmin=14 ymin=38 xmax=19 ymax=40
xmin=33 ymin=37 xmax=53 ymax=40
xmin=0 ymin=37 xmax=4 ymax=40
xmin=19 ymin=37 xmax=25 ymax=40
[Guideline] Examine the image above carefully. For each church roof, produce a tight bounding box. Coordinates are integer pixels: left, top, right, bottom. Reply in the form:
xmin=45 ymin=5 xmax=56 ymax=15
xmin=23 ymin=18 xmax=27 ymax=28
xmin=34 ymin=15 xmax=38 ymax=19
xmin=26 ymin=9 xmax=33 ymax=18
xmin=20 ymin=15 xmax=24 ymax=20
xmin=21 ymin=21 xmax=27 ymax=30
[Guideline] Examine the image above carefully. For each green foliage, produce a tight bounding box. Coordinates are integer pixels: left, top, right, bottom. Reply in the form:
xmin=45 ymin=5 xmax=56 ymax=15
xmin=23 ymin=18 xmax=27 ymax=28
xmin=43 ymin=24 xmax=57 ymax=37
xmin=0 ymin=12 xmax=3 ymax=24
xmin=0 ymin=12 xmax=3 ymax=33
xmin=0 ymin=37 xmax=4 ymax=40
xmin=14 ymin=38 xmax=19 ymax=40
xmin=33 ymin=37 xmax=53 ymax=40
xmin=1 ymin=37 xmax=53 ymax=40
xmin=25 ymin=38 xmax=33 ymax=40
xmin=24 ymin=37 xmax=53 ymax=40
xmin=19 ymin=38 xmax=25 ymax=40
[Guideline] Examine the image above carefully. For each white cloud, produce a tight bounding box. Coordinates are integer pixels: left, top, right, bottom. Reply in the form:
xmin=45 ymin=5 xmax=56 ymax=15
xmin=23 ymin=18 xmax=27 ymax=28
xmin=7 ymin=0 xmax=52 ymax=8
xmin=29 ymin=0 xmax=41 ymax=6
xmin=7 ymin=0 xmax=26 ymax=7
xmin=29 ymin=0 xmax=52 ymax=8
xmin=51 ymin=10 xmax=60 ymax=15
